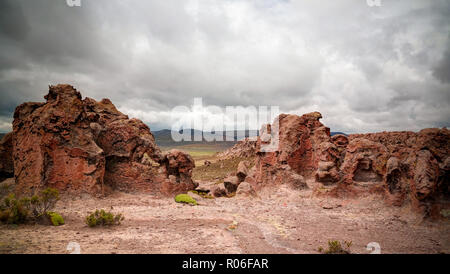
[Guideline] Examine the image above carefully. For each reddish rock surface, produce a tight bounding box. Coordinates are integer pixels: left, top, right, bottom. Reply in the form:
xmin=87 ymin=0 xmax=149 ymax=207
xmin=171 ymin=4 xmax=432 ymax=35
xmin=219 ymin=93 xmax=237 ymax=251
xmin=252 ymin=112 xmax=336 ymax=187
xmin=160 ymin=149 xmax=197 ymax=195
xmin=349 ymin=129 xmax=450 ymax=216
xmin=216 ymin=137 xmax=257 ymax=160
xmin=339 ymin=138 xmax=389 ymax=193
xmin=235 ymin=111 xmax=450 ymax=218
xmin=0 ymin=132 xmax=14 ymax=181
xmin=8 ymin=84 xmax=195 ymax=196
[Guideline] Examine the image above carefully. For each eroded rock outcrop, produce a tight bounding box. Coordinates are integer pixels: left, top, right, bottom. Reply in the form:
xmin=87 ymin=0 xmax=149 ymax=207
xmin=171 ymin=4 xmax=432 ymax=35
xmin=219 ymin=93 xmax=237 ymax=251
xmin=348 ymin=128 xmax=450 ymax=216
xmin=251 ymin=112 xmax=335 ymax=189
xmin=9 ymin=84 xmax=195 ymax=196
xmin=0 ymin=132 xmax=14 ymax=181
xmin=216 ymin=137 xmax=257 ymax=160
xmin=240 ymin=111 xmax=449 ymax=217
xmin=160 ymin=149 xmax=197 ymax=195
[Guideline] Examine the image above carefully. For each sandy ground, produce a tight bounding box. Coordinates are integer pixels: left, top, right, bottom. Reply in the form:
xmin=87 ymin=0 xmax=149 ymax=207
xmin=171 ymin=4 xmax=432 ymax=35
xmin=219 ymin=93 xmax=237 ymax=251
xmin=0 ymin=182 xmax=449 ymax=254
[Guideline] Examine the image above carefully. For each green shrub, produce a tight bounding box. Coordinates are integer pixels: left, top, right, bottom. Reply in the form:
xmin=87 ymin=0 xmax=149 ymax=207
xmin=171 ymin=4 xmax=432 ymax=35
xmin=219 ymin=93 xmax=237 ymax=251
xmin=47 ymin=211 xmax=65 ymax=226
xmin=0 ymin=194 xmax=30 ymax=224
xmin=0 ymin=182 xmax=12 ymax=199
xmin=188 ymin=190 xmax=214 ymax=199
xmin=29 ymin=188 xmax=60 ymax=218
xmin=85 ymin=209 xmax=124 ymax=227
xmin=0 ymin=188 xmax=61 ymax=225
xmin=175 ymin=194 xmax=197 ymax=206
xmin=318 ymin=240 xmax=352 ymax=254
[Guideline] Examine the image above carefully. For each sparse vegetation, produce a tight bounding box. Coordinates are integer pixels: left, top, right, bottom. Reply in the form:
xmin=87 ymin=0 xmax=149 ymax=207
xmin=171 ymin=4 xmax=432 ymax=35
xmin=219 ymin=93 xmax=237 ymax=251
xmin=175 ymin=194 xmax=198 ymax=206
xmin=0 ymin=188 xmax=61 ymax=225
xmin=0 ymin=194 xmax=30 ymax=224
xmin=160 ymin=143 xmax=233 ymax=166
xmin=0 ymin=182 xmax=13 ymax=199
xmin=29 ymin=188 xmax=60 ymax=218
xmin=188 ymin=190 xmax=214 ymax=199
xmin=85 ymin=209 xmax=124 ymax=227
xmin=318 ymin=240 xmax=352 ymax=254
xmin=47 ymin=212 xmax=65 ymax=226
xmin=192 ymin=156 xmax=255 ymax=181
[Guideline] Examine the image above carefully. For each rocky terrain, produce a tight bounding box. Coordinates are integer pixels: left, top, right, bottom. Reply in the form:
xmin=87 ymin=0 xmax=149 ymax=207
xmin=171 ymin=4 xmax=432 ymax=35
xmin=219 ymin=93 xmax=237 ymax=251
xmin=210 ymin=112 xmax=450 ymax=219
xmin=0 ymin=84 xmax=449 ymax=254
xmin=1 ymin=183 xmax=448 ymax=254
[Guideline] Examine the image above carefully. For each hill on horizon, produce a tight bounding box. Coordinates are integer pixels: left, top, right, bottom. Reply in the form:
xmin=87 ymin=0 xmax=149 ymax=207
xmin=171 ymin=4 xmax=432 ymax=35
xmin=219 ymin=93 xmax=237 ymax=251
xmin=152 ymin=129 xmax=347 ymax=147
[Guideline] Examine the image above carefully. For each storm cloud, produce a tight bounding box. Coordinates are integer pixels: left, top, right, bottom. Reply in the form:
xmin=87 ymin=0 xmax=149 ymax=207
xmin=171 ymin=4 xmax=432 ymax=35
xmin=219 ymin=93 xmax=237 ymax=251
xmin=0 ymin=0 xmax=449 ymax=133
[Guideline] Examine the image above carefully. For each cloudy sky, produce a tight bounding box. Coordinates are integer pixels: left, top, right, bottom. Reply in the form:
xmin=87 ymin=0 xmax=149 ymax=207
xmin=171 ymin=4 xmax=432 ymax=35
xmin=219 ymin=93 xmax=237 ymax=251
xmin=0 ymin=0 xmax=449 ymax=133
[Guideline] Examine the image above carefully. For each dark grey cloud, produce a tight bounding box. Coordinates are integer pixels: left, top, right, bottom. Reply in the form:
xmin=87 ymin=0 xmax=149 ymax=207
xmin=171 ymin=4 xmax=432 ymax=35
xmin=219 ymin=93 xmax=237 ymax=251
xmin=0 ymin=0 xmax=449 ymax=133
xmin=433 ymin=46 xmax=450 ymax=84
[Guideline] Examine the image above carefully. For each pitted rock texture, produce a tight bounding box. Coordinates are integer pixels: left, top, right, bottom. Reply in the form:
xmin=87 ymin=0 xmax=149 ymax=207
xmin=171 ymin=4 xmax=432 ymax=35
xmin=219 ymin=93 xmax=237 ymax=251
xmin=9 ymin=84 xmax=195 ymax=196
xmin=241 ymin=111 xmax=449 ymax=217
xmin=348 ymin=129 xmax=450 ymax=216
xmin=160 ymin=149 xmax=197 ymax=195
xmin=0 ymin=132 xmax=14 ymax=181
xmin=252 ymin=112 xmax=337 ymax=187
xmin=216 ymin=137 xmax=257 ymax=160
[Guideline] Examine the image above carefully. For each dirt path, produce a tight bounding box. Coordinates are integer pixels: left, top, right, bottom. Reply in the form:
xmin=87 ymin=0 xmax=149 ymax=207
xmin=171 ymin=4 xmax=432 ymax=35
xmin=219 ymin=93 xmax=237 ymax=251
xmin=0 ymin=185 xmax=449 ymax=254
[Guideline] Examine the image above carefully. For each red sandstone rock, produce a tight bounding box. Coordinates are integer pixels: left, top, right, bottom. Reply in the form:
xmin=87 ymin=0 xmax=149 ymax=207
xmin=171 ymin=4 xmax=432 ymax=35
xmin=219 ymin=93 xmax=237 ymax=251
xmin=253 ymin=112 xmax=337 ymax=187
xmin=236 ymin=161 xmax=249 ymax=182
xmin=340 ymin=138 xmax=389 ymax=187
xmin=0 ymin=132 xmax=14 ymax=181
xmin=13 ymin=85 xmax=105 ymax=195
xmin=11 ymin=84 xmax=195 ymax=196
xmin=331 ymin=134 xmax=349 ymax=148
xmin=223 ymin=175 xmax=239 ymax=194
xmin=236 ymin=182 xmax=257 ymax=197
xmin=348 ymin=128 xmax=450 ymax=216
xmin=160 ymin=149 xmax=197 ymax=195
xmin=216 ymin=137 xmax=257 ymax=160
xmin=246 ymin=111 xmax=449 ymax=217
xmin=211 ymin=185 xmax=227 ymax=197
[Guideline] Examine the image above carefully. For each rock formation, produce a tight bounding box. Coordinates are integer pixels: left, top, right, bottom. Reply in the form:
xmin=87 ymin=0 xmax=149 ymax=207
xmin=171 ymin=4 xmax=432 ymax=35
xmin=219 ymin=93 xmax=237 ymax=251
xmin=0 ymin=132 xmax=14 ymax=181
xmin=216 ymin=137 xmax=257 ymax=160
xmin=4 ymin=84 xmax=196 ymax=196
xmin=348 ymin=129 xmax=450 ymax=216
xmin=236 ymin=111 xmax=449 ymax=218
xmin=251 ymin=112 xmax=336 ymax=190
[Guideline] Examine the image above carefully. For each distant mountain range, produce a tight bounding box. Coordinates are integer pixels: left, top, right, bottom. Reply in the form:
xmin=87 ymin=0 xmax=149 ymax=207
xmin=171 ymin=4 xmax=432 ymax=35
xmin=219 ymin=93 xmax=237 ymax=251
xmin=152 ymin=129 xmax=347 ymax=147
xmin=0 ymin=130 xmax=346 ymax=145
xmin=153 ymin=129 xmax=258 ymax=147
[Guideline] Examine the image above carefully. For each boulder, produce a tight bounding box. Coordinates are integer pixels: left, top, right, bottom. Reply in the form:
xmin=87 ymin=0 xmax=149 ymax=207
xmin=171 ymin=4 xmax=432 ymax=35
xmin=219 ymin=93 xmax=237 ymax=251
xmin=236 ymin=161 xmax=249 ymax=182
xmin=236 ymin=182 xmax=257 ymax=197
xmin=160 ymin=149 xmax=197 ymax=195
xmin=211 ymin=185 xmax=227 ymax=197
xmin=223 ymin=176 xmax=239 ymax=194
xmin=286 ymin=171 xmax=308 ymax=190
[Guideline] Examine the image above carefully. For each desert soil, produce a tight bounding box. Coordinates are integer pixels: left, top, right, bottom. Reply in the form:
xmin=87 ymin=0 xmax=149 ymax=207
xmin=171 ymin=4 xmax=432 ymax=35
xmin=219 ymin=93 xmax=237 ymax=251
xmin=1 ymin=180 xmax=449 ymax=254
